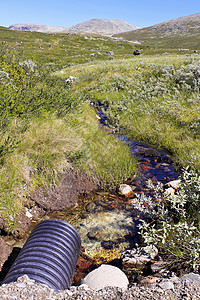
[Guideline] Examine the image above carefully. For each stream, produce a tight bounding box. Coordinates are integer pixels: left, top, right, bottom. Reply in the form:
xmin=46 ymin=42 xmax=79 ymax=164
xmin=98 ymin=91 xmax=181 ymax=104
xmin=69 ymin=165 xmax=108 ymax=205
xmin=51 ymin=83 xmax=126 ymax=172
xmin=0 ymin=101 xmax=180 ymax=284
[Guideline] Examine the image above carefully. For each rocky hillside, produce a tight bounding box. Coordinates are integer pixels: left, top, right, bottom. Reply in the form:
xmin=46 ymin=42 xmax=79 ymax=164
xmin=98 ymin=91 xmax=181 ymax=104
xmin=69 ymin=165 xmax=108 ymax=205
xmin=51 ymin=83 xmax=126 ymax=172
xmin=67 ymin=19 xmax=139 ymax=35
xmin=116 ymin=13 xmax=200 ymax=49
xmin=9 ymin=24 xmax=69 ymax=33
xmin=9 ymin=19 xmax=139 ymax=35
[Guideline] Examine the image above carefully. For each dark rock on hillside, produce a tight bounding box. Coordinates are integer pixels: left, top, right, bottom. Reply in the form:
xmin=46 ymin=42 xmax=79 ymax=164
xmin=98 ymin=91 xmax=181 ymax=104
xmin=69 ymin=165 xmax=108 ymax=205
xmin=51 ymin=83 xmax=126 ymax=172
xmin=133 ymin=49 xmax=141 ymax=55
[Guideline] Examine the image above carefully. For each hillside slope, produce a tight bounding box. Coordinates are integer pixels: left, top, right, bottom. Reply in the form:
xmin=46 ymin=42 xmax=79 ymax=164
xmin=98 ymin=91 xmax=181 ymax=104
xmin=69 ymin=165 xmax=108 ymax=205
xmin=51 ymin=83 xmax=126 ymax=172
xmin=116 ymin=13 xmax=200 ymax=49
xmin=68 ymin=19 xmax=139 ymax=35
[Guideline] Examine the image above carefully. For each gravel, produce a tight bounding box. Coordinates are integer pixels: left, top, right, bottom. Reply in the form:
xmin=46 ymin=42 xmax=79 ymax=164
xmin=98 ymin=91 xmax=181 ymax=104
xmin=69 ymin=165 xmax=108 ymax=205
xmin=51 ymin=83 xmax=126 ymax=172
xmin=1 ymin=275 xmax=200 ymax=300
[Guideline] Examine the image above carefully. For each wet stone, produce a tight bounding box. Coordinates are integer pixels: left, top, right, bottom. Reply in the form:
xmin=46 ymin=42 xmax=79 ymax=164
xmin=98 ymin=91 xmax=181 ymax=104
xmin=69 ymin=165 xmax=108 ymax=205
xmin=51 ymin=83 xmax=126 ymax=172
xmin=101 ymin=240 xmax=117 ymax=250
xmin=143 ymin=148 xmax=160 ymax=158
xmin=87 ymin=230 xmax=103 ymax=241
xmin=86 ymin=203 xmax=96 ymax=212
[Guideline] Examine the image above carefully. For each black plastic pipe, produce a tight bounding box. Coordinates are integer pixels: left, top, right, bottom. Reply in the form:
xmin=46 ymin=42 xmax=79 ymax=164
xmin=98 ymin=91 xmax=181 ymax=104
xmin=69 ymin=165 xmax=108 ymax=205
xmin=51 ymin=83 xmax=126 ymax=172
xmin=3 ymin=219 xmax=81 ymax=291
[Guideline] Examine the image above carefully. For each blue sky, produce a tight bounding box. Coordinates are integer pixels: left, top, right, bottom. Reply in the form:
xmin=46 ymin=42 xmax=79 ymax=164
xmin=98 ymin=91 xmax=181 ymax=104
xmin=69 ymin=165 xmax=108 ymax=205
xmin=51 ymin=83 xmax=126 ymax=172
xmin=0 ymin=0 xmax=200 ymax=28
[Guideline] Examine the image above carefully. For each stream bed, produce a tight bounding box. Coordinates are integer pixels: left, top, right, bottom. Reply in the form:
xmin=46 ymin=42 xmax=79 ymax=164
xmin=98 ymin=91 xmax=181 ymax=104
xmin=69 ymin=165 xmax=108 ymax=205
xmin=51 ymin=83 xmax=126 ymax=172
xmin=0 ymin=103 xmax=180 ymax=284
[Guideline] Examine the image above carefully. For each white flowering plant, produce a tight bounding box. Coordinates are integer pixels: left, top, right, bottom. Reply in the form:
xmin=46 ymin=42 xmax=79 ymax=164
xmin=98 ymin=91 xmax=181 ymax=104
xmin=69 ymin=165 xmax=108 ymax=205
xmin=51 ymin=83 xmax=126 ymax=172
xmin=132 ymin=167 xmax=200 ymax=268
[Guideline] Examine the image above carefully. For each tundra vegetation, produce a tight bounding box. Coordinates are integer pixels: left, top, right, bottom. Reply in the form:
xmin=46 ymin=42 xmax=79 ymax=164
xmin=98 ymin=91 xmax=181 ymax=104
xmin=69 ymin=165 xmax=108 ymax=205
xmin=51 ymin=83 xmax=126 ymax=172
xmin=0 ymin=27 xmax=200 ymax=267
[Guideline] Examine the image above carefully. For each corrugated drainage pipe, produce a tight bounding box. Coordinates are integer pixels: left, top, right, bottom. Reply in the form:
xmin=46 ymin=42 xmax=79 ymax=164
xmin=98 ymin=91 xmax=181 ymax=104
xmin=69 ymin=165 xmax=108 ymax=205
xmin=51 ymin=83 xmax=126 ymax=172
xmin=3 ymin=219 xmax=81 ymax=291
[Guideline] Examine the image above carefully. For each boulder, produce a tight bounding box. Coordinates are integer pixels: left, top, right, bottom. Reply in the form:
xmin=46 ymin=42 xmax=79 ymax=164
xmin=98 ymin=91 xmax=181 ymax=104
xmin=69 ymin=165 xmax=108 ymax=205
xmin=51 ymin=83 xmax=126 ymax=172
xmin=82 ymin=264 xmax=129 ymax=291
xmin=106 ymin=51 xmax=114 ymax=55
xmin=121 ymin=245 xmax=158 ymax=269
xmin=65 ymin=76 xmax=76 ymax=84
xmin=133 ymin=49 xmax=140 ymax=55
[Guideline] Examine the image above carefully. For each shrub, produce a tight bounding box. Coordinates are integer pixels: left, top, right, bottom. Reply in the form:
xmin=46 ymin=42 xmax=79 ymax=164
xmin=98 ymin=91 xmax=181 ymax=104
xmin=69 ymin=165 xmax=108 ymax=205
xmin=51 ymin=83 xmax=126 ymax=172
xmin=132 ymin=167 xmax=200 ymax=268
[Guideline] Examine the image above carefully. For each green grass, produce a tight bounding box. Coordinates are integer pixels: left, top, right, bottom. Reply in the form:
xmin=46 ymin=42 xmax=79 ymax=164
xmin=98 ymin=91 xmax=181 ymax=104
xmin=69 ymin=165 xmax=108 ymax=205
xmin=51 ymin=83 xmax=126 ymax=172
xmin=0 ymin=26 xmax=137 ymax=70
xmin=56 ymin=54 xmax=200 ymax=169
xmin=0 ymin=28 xmax=200 ymax=231
xmin=0 ymin=47 xmax=137 ymax=230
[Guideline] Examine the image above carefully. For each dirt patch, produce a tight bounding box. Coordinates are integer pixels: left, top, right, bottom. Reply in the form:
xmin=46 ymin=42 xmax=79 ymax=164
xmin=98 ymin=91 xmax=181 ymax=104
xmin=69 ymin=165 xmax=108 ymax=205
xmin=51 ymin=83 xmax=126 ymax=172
xmin=29 ymin=170 xmax=96 ymax=212
xmin=0 ymin=169 xmax=97 ymax=271
xmin=0 ymin=238 xmax=12 ymax=272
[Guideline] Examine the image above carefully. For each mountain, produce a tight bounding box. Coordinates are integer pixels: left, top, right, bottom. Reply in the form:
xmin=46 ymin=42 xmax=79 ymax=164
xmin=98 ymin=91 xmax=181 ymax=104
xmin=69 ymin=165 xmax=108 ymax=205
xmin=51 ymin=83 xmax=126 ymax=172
xmin=67 ymin=19 xmax=139 ymax=35
xmin=115 ymin=13 xmax=200 ymax=49
xmin=9 ymin=24 xmax=69 ymax=33
xmin=9 ymin=19 xmax=139 ymax=35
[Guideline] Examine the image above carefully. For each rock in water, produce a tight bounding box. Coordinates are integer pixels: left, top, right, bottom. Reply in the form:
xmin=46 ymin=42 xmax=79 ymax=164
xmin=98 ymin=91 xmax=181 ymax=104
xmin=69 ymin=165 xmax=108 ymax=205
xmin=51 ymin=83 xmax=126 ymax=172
xmin=121 ymin=245 xmax=158 ymax=269
xmin=166 ymin=179 xmax=181 ymax=189
xmin=82 ymin=264 xmax=129 ymax=291
xmin=118 ymin=184 xmax=133 ymax=197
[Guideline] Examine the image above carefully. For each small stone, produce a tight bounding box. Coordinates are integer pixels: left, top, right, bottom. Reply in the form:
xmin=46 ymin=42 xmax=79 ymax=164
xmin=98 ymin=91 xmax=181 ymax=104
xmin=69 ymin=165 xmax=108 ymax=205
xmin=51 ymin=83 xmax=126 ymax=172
xmin=118 ymin=184 xmax=133 ymax=197
xmin=121 ymin=245 xmax=158 ymax=269
xmin=87 ymin=230 xmax=103 ymax=241
xmin=15 ymin=282 xmax=26 ymax=288
xmin=86 ymin=202 xmax=96 ymax=212
xmin=164 ymin=187 xmax=175 ymax=196
xmin=158 ymin=279 xmax=174 ymax=290
xmin=166 ymin=179 xmax=181 ymax=189
xmin=0 ymin=237 xmax=12 ymax=267
xmin=25 ymin=209 xmax=33 ymax=218
xmin=106 ymin=51 xmax=114 ymax=55
xmin=138 ymin=275 xmax=160 ymax=285
xmin=78 ymin=284 xmax=91 ymax=291
xmin=180 ymin=273 xmax=200 ymax=286
xmin=151 ymin=260 xmax=167 ymax=273
xmin=65 ymin=76 xmax=76 ymax=84
xmin=101 ymin=240 xmax=117 ymax=250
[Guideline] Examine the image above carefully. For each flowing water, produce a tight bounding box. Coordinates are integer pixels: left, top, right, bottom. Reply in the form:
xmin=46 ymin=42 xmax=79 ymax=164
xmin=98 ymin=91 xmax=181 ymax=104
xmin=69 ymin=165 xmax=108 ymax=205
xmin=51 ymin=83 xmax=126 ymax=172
xmin=42 ymin=103 xmax=179 ymax=263
xmin=0 ymin=102 xmax=180 ymax=283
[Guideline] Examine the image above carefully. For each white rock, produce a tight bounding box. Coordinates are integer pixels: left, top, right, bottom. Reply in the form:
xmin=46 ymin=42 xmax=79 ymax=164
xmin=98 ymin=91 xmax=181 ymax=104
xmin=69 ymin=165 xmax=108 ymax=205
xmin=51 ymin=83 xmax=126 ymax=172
xmin=65 ymin=76 xmax=76 ymax=84
xmin=118 ymin=184 xmax=133 ymax=197
xmin=25 ymin=209 xmax=33 ymax=218
xmin=82 ymin=264 xmax=129 ymax=291
xmin=166 ymin=179 xmax=181 ymax=189
xmin=164 ymin=187 xmax=175 ymax=197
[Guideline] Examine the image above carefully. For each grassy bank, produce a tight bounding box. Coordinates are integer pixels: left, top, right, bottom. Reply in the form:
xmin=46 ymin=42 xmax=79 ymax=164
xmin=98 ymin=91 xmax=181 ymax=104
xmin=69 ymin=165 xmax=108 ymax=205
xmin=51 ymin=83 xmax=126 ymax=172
xmin=56 ymin=54 xmax=200 ymax=169
xmin=0 ymin=47 xmax=137 ymax=230
xmin=1 ymin=31 xmax=200 ymax=231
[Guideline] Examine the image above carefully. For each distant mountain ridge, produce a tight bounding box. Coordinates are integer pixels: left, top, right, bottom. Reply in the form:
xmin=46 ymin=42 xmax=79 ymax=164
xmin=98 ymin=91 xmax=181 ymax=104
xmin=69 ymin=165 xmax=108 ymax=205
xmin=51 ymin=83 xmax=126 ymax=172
xmin=67 ymin=19 xmax=139 ymax=34
xmin=9 ymin=19 xmax=139 ymax=35
xmin=9 ymin=24 xmax=68 ymax=33
xmin=116 ymin=13 xmax=200 ymax=49
xmin=149 ymin=13 xmax=200 ymax=36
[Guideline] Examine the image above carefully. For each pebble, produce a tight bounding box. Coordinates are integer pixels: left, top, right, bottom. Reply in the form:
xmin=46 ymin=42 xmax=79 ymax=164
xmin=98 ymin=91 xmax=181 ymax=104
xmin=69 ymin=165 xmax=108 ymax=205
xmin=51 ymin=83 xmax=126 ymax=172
xmin=1 ymin=274 xmax=200 ymax=299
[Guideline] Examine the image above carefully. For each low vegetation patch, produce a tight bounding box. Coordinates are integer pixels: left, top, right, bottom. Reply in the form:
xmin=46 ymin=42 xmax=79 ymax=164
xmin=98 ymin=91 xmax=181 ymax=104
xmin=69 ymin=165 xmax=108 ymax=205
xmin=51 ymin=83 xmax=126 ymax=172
xmin=0 ymin=46 xmax=136 ymax=230
xmin=132 ymin=167 xmax=200 ymax=269
xmin=57 ymin=54 xmax=200 ymax=169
